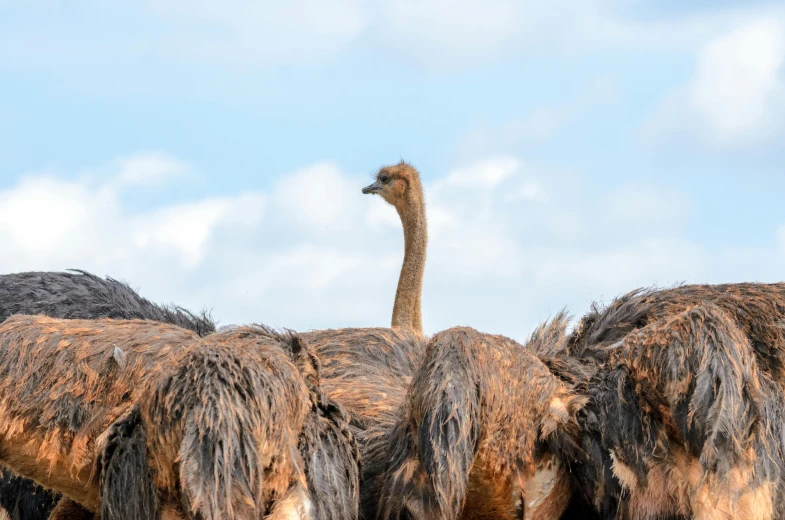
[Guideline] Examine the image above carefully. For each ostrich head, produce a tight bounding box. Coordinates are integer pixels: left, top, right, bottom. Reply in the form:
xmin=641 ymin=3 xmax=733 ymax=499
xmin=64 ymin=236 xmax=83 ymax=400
xmin=362 ymin=161 xmax=423 ymax=212
xmin=360 ymin=160 xmax=428 ymax=333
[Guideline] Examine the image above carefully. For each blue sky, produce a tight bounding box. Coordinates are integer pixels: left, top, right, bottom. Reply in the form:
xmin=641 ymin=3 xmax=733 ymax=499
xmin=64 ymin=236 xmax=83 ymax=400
xmin=1 ymin=0 xmax=784 ymax=339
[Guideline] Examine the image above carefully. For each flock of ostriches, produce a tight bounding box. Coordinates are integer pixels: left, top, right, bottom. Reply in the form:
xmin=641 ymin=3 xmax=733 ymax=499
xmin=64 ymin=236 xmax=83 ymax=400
xmin=0 ymin=162 xmax=783 ymax=520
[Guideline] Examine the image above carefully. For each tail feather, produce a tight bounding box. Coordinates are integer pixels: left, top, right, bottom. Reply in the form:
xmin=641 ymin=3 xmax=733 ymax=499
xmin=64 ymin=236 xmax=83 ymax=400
xmin=142 ymin=329 xmax=314 ymax=520
xmin=179 ymin=402 xmax=269 ymax=520
xmin=301 ymin=398 xmax=361 ymax=520
xmin=97 ymin=406 xmax=156 ymax=520
xmin=378 ymin=329 xmax=481 ymax=520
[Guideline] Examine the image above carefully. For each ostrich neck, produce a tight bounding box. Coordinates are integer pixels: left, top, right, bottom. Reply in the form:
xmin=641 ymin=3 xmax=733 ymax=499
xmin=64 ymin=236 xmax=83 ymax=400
xmin=391 ymin=191 xmax=427 ymax=334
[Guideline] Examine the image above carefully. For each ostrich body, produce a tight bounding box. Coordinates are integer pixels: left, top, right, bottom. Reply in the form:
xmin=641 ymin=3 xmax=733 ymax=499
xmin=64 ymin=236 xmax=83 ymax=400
xmin=0 ymin=316 xmax=198 ymax=516
xmin=0 ymin=315 xmax=359 ymax=519
xmin=374 ymin=282 xmax=785 ymax=520
xmin=566 ymin=283 xmax=785 ymax=520
xmin=368 ymin=321 xmax=586 ymax=520
xmin=0 ymin=270 xmax=214 ymax=336
xmin=0 ymin=270 xmax=215 ymax=520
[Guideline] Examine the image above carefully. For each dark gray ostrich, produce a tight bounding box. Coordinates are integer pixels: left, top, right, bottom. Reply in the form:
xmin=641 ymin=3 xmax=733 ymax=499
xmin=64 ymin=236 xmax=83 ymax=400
xmin=0 ymin=270 xmax=215 ymax=520
xmin=0 ymin=316 xmax=359 ymax=520
xmin=0 ymin=270 xmax=214 ymax=335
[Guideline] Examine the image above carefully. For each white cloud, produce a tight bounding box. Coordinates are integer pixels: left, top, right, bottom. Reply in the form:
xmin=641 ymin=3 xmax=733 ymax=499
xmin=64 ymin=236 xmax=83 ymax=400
xmin=273 ymin=163 xmax=356 ymax=231
xmin=0 ymin=176 xmax=96 ymax=255
xmin=111 ymin=153 xmax=188 ymax=188
xmin=533 ymin=238 xmax=705 ymax=293
xmin=690 ymin=18 xmax=785 ymax=141
xmin=372 ymin=1 xmax=644 ymax=69
xmin=0 ymin=155 xmax=264 ymax=296
xmin=503 ymin=180 xmax=547 ymax=203
xmin=370 ymin=2 xmax=785 ymax=71
xmin=131 ymin=196 xmax=263 ymax=268
xmin=642 ymin=16 xmax=785 ymax=149
xmin=438 ymin=157 xmax=521 ymax=188
xmin=1 ymin=153 xmax=782 ymax=341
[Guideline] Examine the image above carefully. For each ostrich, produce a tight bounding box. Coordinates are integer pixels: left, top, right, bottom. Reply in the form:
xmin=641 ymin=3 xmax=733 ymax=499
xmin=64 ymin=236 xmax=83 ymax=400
xmin=0 ymin=315 xmax=359 ymax=520
xmin=347 ymin=163 xmax=598 ymax=519
xmin=373 ymin=282 xmax=785 ymax=520
xmin=0 ymin=270 xmax=214 ymax=336
xmin=299 ymin=162 xmax=431 ymax=504
xmin=367 ymin=320 xmax=587 ymax=520
xmin=564 ymin=284 xmax=785 ymax=520
xmin=0 ymin=270 xmax=215 ymax=520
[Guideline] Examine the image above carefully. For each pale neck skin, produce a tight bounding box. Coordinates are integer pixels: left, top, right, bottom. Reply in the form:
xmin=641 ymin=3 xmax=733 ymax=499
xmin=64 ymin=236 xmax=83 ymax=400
xmin=391 ymin=178 xmax=427 ymax=335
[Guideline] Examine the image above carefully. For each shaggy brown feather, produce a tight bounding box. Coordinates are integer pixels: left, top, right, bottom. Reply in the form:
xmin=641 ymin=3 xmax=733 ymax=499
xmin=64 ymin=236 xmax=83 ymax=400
xmin=0 ymin=315 xmax=197 ymax=511
xmin=299 ymin=327 xmax=427 ymax=519
xmin=565 ymin=283 xmax=785 ymax=520
xmin=368 ymin=324 xmax=586 ymax=520
xmin=0 ymin=316 xmax=359 ymax=519
xmin=570 ymin=283 xmax=785 ymax=380
xmin=302 ymin=328 xmax=425 ymax=431
xmin=0 ymin=269 xmax=216 ymax=520
xmin=139 ymin=325 xmax=360 ymax=520
xmin=358 ymin=282 xmax=785 ymax=520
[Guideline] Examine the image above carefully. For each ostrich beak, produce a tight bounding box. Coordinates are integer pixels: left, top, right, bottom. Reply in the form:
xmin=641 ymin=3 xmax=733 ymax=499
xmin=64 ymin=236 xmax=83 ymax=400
xmin=362 ymin=181 xmax=382 ymax=194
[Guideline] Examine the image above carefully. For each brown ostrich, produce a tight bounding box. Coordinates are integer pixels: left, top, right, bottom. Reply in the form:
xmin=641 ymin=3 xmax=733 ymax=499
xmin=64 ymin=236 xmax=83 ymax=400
xmin=135 ymin=324 xmax=360 ymax=520
xmin=294 ymin=163 xmax=429 ymax=427
xmin=565 ymin=283 xmax=785 ymax=520
xmin=297 ymin=161 xmax=432 ymax=516
xmin=0 ymin=269 xmax=216 ymax=520
xmin=302 ymin=162 xmax=589 ymax=519
xmin=370 ymin=282 xmax=785 ymax=520
xmin=0 ymin=315 xmax=359 ymax=520
xmin=323 ymin=163 xmax=598 ymax=519
xmin=368 ymin=320 xmax=587 ymax=520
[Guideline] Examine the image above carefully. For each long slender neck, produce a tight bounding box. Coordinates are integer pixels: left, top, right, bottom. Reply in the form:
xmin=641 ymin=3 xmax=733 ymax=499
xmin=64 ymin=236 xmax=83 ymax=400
xmin=391 ymin=185 xmax=427 ymax=335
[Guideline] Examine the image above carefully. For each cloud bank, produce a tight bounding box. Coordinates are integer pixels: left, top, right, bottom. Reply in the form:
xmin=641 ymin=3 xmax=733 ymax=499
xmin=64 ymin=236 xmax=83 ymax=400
xmin=2 ymin=153 xmax=782 ymax=340
xmin=643 ymin=16 xmax=785 ymax=149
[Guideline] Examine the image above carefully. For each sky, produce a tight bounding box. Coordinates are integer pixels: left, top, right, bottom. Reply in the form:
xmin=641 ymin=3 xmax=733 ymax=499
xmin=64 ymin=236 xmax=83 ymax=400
xmin=1 ymin=0 xmax=784 ymax=339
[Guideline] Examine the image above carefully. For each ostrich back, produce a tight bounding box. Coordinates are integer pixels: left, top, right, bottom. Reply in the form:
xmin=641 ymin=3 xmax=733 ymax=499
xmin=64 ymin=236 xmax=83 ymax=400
xmin=565 ymin=282 xmax=785 ymax=520
xmin=0 ymin=270 xmax=214 ymax=336
xmin=0 ymin=270 xmax=214 ymax=520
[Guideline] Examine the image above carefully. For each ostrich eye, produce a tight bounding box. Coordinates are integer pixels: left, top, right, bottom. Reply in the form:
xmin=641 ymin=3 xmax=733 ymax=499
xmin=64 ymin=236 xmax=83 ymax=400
xmin=380 ymin=174 xmax=389 ymax=184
